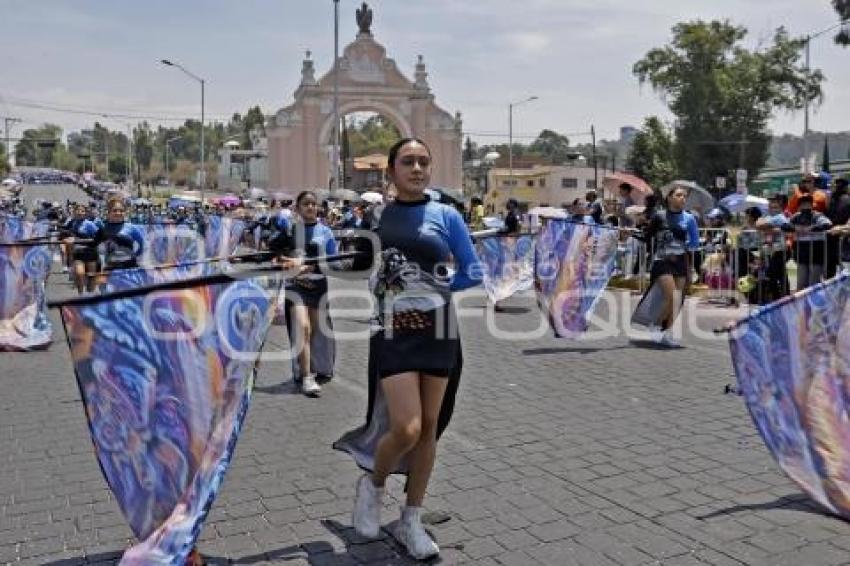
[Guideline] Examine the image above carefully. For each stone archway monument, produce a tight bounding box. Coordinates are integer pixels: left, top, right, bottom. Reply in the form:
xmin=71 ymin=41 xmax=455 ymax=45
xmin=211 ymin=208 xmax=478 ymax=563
xmin=267 ymin=2 xmax=463 ymax=192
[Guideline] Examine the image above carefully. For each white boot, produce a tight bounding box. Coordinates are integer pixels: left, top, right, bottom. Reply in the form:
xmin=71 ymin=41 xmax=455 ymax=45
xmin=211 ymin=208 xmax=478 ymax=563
xmin=394 ymin=506 xmax=440 ymax=560
xmin=352 ymin=474 xmax=383 ymax=538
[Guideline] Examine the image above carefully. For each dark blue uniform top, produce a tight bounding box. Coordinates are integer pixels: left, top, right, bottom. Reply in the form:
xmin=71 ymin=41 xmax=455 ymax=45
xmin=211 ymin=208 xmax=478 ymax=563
xmin=376 ymin=198 xmax=482 ymax=292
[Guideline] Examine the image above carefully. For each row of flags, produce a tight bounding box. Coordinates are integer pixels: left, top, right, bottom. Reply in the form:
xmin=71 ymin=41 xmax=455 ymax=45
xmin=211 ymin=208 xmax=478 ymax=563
xmin=6 ymin=209 xmax=850 ymax=560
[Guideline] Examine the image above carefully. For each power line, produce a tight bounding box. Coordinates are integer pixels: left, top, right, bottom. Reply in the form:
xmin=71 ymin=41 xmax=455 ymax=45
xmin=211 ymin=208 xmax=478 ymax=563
xmin=1 ymin=96 xmax=232 ymax=122
xmin=464 ymin=130 xmax=614 ymax=140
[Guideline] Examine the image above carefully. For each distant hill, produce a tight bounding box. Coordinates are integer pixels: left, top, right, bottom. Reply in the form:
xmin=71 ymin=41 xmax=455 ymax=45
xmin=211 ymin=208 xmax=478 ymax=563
xmin=768 ymin=131 xmax=850 ymax=167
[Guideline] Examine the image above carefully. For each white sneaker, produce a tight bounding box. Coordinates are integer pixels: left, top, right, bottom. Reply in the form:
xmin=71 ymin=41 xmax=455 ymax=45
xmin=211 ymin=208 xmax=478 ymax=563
xmin=352 ymin=474 xmax=383 ymax=538
xmin=301 ymin=374 xmax=321 ymax=397
xmin=660 ymin=331 xmax=681 ymax=348
xmin=647 ymin=325 xmax=663 ymax=343
xmin=394 ymin=506 xmax=440 ymax=560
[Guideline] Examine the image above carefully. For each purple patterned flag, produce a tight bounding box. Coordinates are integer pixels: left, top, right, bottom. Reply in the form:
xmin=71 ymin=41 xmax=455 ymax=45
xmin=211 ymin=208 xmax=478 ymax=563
xmin=535 ymin=220 xmax=619 ymax=337
xmin=0 ymin=216 xmax=52 ymax=350
xmin=729 ymin=273 xmax=850 ymax=516
xmin=476 ymin=234 xmax=535 ymax=303
xmin=58 ymin=265 xmax=278 ymax=563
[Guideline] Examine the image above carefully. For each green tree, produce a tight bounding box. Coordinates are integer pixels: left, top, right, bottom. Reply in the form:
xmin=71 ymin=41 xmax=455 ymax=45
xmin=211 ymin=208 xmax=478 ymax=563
xmin=0 ymin=142 xmax=8 ymax=177
xmin=51 ymin=147 xmax=79 ymax=172
xmin=627 ymin=116 xmax=678 ymax=189
xmin=527 ymin=129 xmax=571 ymax=163
xmin=463 ymin=136 xmax=477 ymax=162
xmin=241 ymin=106 xmax=266 ymax=149
xmin=133 ymin=122 xmax=155 ymax=179
xmin=634 ymin=20 xmax=823 ymax=186
xmin=346 ymin=114 xmax=401 ymax=157
xmin=834 ymin=1 xmax=850 ymax=46
xmin=15 ymin=124 xmax=63 ymax=167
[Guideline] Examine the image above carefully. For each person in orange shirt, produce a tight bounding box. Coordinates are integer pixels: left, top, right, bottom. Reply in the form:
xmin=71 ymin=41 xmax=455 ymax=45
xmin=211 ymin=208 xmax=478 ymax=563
xmin=786 ymin=175 xmax=829 ymax=214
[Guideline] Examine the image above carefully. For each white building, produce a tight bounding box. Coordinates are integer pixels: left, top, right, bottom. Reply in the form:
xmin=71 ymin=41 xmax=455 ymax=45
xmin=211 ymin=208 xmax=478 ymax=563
xmin=217 ymin=130 xmax=268 ymax=190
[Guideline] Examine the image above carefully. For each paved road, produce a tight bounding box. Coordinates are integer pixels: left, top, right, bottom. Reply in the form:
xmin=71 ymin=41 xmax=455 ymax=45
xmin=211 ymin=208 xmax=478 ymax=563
xmin=13 ymin=184 xmax=90 ymax=216
xmin=2 ymin=189 xmax=848 ymax=564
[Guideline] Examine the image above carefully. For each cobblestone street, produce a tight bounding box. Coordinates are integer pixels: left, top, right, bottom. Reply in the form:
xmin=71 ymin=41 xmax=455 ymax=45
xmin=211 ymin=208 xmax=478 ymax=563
xmin=2 ymin=197 xmax=849 ymax=566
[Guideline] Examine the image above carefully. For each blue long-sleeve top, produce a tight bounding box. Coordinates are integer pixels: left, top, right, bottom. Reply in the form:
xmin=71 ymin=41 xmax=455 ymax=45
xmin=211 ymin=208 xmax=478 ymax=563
xmin=95 ymin=221 xmax=145 ymax=264
xmin=377 ymin=198 xmax=482 ymax=291
xmin=643 ymin=209 xmax=700 ymax=257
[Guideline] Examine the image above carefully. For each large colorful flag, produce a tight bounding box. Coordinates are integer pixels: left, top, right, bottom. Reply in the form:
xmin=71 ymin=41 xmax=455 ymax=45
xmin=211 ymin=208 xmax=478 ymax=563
xmin=204 ymin=216 xmax=245 ymax=259
xmin=142 ymin=225 xmax=204 ymax=266
xmin=476 ymin=234 xmax=535 ymax=303
xmin=535 ymin=220 xmax=619 ymax=337
xmin=0 ymin=216 xmax=52 ymax=351
xmin=57 ymin=264 xmax=279 ymax=563
xmin=141 ymin=217 xmax=245 ymax=267
xmin=729 ymin=273 xmax=850 ymax=517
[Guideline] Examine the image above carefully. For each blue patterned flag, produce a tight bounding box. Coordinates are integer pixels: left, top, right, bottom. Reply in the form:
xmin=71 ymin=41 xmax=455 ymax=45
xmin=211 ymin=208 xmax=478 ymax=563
xmin=204 ymin=216 xmax=245 ymax=258
xmin=535 ymin=220 xmax=619 ymax=337
xmin=476 ymin=234 xmax=535 ymax=303
xmin=57 ymin=265 xmax=279 ymax=563
xmin=0 ymin=216 xmax=52 ymax=350
xmin=729 ymin=273 xmax=850 ymax=517
xmin=141 ymin=217 xmax=245 ymax=266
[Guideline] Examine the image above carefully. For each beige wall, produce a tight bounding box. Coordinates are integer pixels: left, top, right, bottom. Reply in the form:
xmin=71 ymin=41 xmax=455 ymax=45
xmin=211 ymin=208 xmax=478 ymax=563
xmin=484 ymin=165 xmax=602 ymax=211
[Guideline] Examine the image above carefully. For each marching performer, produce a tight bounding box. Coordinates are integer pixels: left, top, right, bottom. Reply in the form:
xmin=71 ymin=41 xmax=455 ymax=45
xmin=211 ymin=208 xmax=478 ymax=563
xmin=631 ymin=185 xmax=699 ymax=347
xmin=335 ymin=138 xmax=482 ymax=560
xmin=269 ymin=191 xmax=343 ymax=397
xmin=95 ymin=197 xmax=145 ymax=272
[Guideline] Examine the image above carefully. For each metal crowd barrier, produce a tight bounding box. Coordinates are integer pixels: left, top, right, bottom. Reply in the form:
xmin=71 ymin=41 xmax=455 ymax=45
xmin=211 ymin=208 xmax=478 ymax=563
xmin=614 ymin=226 xmax=842 ymax=307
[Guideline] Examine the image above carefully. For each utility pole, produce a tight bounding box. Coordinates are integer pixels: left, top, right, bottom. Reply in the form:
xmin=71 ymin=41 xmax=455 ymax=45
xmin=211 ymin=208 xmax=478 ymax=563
xmin=332 ymin=0 xmax=341 ymax=195
xmin=591 ymin=125 xmax=598 ymax=192
xmin=2 ymin=117 xmax=22 ymax=170
xmin=801 ymin=18 xmax=849 ymax=170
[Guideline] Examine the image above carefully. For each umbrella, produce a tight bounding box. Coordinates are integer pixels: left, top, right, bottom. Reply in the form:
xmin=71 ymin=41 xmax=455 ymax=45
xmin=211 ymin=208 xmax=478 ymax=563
xmin=271 ymin=191 xmax=295 ymax=202
xmin=1 ymin=178 xmax=19 ymax=186
xmin=247 ymin=187 xmax=267 ymax=200
xmin=528 ymin=206 xmax=567 ymax=219
xmin=424 ymin=187 xmax=463 ymax=205
xmin=624 ymin=205 xmax=646 ymax=217
xmin=333 ymin=188 xmax=360 ymax=201
xmin=718 ymin=193 xmax=768 ymax=214
xmin=660 ymin=180 xmax=715 ymax=213
xmin=212 ymin=194 xmax=241 ymax=206
xmin=167 ymin=198 xmax=199 ymax=209
xmin=602 ymin=173 xmax=653 ymax=205
xmin=482 ymin=216 xmax=505 ymax=229
xmin=171 ymin=192 xmax=202 ymax=203
xmin=360 ymin=191 xmax=383 ymax=204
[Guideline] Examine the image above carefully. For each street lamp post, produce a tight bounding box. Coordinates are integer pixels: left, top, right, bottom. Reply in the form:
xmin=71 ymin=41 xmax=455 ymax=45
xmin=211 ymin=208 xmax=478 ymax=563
xmin=801 ymin=18 xmax=849 ymax=169
xmin=482 ymin=150 xmax=500 ymax=197
xmin=165 ymin=136 xmax=182 ymax=184
xmin=125 ymin=123 xmax=133 ymax=193
xmin=160 ymin=59 xmax=205 ymax=201
xmin=591 ymin=124 xmax=598 ymax=193
xmin=508 ymin=96 xmax=538 ymax=195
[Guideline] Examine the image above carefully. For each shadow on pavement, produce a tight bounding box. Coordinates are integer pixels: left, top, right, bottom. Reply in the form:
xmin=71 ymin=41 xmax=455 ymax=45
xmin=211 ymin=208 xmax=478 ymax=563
xmin=522 ymin=345 xmax=632 ymax=356
xmin=492 ymin=306 xmax=532 ymax=314
xmin=253 ymin=380 xmax=301 ymax=396
xmin=695 ymin=494 xmax=847 ymax=523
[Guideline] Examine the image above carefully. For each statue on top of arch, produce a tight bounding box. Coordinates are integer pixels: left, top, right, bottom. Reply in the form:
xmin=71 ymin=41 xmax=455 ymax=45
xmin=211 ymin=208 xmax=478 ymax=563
xmin=356 ymin=2 xmax=373 ymax=35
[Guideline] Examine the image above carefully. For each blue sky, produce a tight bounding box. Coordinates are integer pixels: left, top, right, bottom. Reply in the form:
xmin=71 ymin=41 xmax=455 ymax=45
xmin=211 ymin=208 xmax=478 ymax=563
xmin=2 ymin=0 xmax=848 ymax=144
